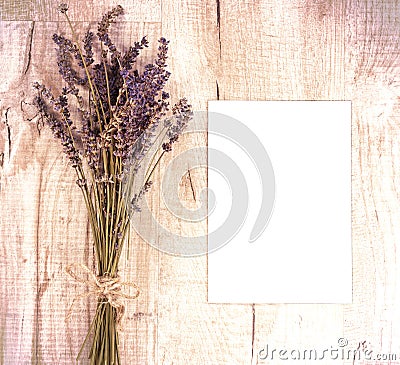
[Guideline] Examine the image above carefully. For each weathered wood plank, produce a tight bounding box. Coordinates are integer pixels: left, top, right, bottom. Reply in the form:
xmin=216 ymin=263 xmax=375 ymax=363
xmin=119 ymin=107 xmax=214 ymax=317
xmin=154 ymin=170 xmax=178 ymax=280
xmin=0 ymin=0 xmax=161 ymax=22
xmin=345 ymin=0 xmax=400 ymax=357
xmin=0 ymin=20 xmax=40 ymax=365
xmin=0 ymin=16 xmax=165 ymax=364
xmin=158 ymin=0 xmax=253 ymax=364
xmin=216 ymin=1 xmax=347 ymax=364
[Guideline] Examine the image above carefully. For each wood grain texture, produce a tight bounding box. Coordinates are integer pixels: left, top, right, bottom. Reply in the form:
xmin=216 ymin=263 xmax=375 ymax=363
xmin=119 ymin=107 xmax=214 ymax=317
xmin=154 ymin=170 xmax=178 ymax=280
xmin=345 ymin=0 xmax=400 ymax=360
xmin=1 ymin=0 xmax=400 ymax=364
xmin=0 ymin=0 xmax=160 ymax=22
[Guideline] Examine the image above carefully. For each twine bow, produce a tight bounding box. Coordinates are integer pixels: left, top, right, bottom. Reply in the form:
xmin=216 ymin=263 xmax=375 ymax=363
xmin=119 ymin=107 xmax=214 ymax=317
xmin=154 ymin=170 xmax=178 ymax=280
xmin=65 ymin=263 xmax=140 ymax=327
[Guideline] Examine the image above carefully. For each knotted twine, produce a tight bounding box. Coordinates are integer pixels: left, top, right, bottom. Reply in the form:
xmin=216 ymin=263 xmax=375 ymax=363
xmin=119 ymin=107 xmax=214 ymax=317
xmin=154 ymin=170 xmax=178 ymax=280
xmin=65 ymin=263 xmax=140 ymax=328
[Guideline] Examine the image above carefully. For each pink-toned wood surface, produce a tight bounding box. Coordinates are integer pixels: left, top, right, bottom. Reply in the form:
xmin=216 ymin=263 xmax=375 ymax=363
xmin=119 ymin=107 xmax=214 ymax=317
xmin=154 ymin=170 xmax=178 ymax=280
xmin=1 ymin=0 xmax=400 ymax=364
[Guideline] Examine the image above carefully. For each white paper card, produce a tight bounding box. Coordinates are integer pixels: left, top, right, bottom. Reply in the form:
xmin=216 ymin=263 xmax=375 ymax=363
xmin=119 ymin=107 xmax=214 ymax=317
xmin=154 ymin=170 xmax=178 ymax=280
xmin=208 ymin=101 xmax=352 ymax=303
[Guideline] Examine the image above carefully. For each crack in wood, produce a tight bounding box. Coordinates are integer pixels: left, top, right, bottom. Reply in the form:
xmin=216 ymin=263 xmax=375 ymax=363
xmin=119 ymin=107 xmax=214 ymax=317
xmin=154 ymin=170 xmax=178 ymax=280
xmin=20 ymin=100 xmax=42 ymax=135
xmin=216 ymin=80 xmax=220 ymax=100
xmin=187 ymin=167 xmax=196 ymax=201
xmin=4 ymin=108 xmax=11 ymax=159
xmin=38 ymin=247 xmax=50 ymax=298
xmin=24 ymin=21 xmax=35 ymax=76
xmin=251 ymin=303 xmax=255 ymax=364
xmin=33 ymin=171 xmax=43 ymax=363
xmin=216 ymin=0 xmax=221 ymax=57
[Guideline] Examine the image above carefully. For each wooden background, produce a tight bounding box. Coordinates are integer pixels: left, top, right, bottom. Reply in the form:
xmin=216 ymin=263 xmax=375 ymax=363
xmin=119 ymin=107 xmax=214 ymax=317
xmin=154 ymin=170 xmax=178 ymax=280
xmin=1 ymin=0 xmax=400 ymax=364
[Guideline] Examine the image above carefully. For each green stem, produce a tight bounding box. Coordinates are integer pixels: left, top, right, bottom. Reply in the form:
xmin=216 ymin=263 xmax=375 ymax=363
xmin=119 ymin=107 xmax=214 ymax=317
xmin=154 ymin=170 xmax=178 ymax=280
xmin=63 ymin=12 xmax=107 ymax=131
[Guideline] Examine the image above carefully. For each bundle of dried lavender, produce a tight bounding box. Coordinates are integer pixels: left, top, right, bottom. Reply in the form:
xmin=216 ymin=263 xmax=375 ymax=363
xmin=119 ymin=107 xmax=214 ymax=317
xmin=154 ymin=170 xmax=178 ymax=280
xmin=33 ymin=4 xmax=192 ymax=364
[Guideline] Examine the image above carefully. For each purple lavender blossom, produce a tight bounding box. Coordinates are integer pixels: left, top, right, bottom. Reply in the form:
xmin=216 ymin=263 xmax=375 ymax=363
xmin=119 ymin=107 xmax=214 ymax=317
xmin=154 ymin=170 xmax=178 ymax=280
xmin=34 ymin=4 xmax=192 ymax=204
xmin=130 ymin=181 xmax=153 ymax=213
xmin=162 ymin=98 xmax=193 ymax=152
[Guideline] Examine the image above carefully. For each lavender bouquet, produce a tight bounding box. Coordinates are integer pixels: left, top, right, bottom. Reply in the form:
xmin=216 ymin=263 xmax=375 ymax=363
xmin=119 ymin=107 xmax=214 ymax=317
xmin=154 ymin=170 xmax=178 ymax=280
xmin=33 ymin=4 xmax=191 ymax=364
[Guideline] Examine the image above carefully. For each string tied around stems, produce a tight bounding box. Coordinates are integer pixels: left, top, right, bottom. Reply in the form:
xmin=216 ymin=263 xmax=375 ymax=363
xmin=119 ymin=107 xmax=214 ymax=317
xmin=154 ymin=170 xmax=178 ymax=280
xmin=65 ymin=263 xmax=140 ymax=328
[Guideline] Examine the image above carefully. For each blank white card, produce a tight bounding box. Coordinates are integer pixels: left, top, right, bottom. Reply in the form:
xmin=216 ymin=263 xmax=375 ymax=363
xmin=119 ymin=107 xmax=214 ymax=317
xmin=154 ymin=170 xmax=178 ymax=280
xmin=208 ymin=101 xmax=352 ymax=303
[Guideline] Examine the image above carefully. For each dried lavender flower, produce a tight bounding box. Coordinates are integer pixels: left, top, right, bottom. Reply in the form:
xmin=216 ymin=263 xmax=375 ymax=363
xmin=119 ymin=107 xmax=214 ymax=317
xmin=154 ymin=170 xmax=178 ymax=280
xmin=162 ymin=98 xmax=193 ymax=152
xmin=130 ymin=181 xmax=153 ymax=213
xmin=82 ymin=31 xmax=95 ymax=66
xmin=58 ymin=3 xmax=68 ymax=13
xmin=33 ymin=5 xmax=192 ymax=364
